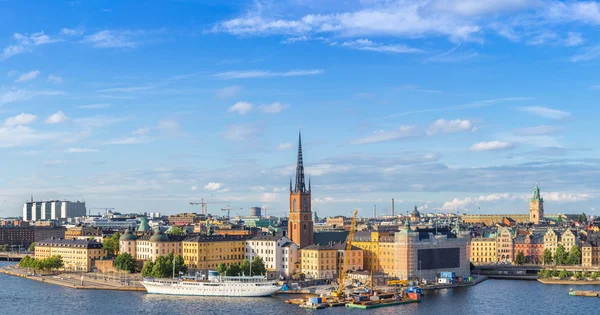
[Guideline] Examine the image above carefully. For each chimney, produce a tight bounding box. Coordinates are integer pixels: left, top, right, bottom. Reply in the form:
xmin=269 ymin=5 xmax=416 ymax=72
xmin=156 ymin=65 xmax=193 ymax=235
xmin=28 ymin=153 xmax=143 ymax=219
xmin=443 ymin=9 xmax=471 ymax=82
xmin=392 ymin=199 xmax=395 ymax=216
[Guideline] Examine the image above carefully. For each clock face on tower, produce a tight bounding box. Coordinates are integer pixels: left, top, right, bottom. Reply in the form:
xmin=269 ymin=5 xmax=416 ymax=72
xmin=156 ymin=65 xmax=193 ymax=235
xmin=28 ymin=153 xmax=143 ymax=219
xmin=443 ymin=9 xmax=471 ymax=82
xmin=304 ymin=215 xmax=308 ymax=220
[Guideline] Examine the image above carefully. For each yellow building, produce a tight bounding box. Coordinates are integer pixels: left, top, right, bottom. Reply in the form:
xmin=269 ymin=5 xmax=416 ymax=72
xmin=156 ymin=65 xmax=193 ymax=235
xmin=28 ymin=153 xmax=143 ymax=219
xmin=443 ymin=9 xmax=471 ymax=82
xmin=35 ymin=238 xmax=104 ymax=272
xmin=300 ymin=244 xmax=338 ymax=280
xmin=182 ymin=235 xmax=248 ymax=270
xmin=352 ymin=231 xmax=396 ymax=273
xmin=131 ymin=231 xmax=184 ymax=262
xmin=582 ymin=241 xmax=600 ymax=267
xmin=470 ymin=237 xmax=497 ymax=264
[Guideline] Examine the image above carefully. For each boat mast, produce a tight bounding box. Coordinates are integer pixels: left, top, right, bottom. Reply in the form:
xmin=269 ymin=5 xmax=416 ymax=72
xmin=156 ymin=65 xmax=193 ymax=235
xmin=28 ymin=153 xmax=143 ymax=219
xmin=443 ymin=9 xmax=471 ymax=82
xmin=172 ymin=256 xmax=176 ymax=279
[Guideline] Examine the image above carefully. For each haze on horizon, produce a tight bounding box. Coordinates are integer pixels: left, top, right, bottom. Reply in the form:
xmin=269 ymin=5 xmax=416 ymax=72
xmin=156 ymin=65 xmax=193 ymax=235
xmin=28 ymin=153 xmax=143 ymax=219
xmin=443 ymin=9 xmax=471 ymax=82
xmin=0 ymin=0 xmax=598 ymax=218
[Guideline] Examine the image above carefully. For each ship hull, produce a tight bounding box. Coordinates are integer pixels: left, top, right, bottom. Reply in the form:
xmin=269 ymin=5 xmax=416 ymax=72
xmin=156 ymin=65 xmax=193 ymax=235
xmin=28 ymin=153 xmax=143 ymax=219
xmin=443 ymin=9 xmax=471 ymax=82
xmin=141 ymin=280 xmax=282 ymax=297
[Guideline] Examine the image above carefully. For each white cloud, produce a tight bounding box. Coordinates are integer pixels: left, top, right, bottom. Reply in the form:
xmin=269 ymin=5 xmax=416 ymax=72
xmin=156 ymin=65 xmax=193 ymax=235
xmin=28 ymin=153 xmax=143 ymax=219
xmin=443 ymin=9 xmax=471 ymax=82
xmin=132 ymin=128 xmax=150 ymax=136
xmin=76 ymin=103 xmax=111 ymax=109
xmin=104 ymin=137 xmax=150 ymax=145
xmin=259 ymin=102 xmax=288 ymax=113
xmin=397 ymin=84 xmax=441 ymax=94
xmin=67 ymin=148 xmax=98 ymax=153
xmin=228 ymin=101 xmax=253 ymax=115
xmin=427 ymin=119 xmax=475 ymax=135
xmin=513 ymin=125 xmax=563 ymax=136
xmin=213 ymin=69 xmax=323 ymax=79
xmin=1 ymin=31 xmax=60 ymax=61
xmin=45 ymin=111 xmax=70 ymax=124
xmin=0 ymin=89 xmax=64 ymax=105
xmin=81 ymin=30 xmax=142 ymax=48
xmin=341 ymin=39 xmax=422 ymax=53
xmin=425 ymin=46 xmax=479 ymax=63
xmin=260 ymin=192 xmax=280 ymax=203
xmin=0 ymin=125 xmax=61 ymax=148
xmin=15 ymin=70 xmax=40 ymax=82
xmin=518 ymin=106 xmax=571 ymax=120
xmin=469 ymin=141 xmax=514 ymax=151
xmin=96 ymin=85 xmax=153 ymax=93
xmin=544 ymin=192 xmax=593 ymax=202
xmin=442 ymin=193 xmax=514 ymax=211
xmin=47 ymin=74 xmax=63 ymax=84
xmin=571 ymin=44 xmax=600 ymax=62
xmin=565 ymin=32 xmax=584 ymax=46
xmin=191 ymin=185 xmax=198 ymax=191
xmin=157 ymin=118 xmax=181 ymax=136
xmin=44 ymin=160 xmax=68 ymax=166
xmin=60 ymin=28 xmax=84 ymax=36
xmin=4 ymin=113 xmax=37 ymax=126
xmin=277 ymin=142 xmax=293 ymax=150
xmin=216 ymin=85 xmax=242 ymax=98
xmin=204 ymin=182 xmax=224 ymax=191
xmin=350 ymin=125 xmax=419 ymax=144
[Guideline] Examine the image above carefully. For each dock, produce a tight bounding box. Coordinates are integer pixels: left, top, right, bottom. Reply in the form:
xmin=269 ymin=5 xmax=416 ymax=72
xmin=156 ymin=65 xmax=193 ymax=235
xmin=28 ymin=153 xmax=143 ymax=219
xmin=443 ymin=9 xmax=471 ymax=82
xmin=345 ymin=299 xmax=420 ymax=309
xmin=568 ymin=290 xmax=600 ymax=297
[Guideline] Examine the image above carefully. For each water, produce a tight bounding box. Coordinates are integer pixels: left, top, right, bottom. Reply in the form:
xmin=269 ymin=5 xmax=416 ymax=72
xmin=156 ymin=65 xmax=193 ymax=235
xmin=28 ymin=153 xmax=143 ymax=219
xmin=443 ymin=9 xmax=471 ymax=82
xmin=0 ymin=261 xmax=598 ymax=315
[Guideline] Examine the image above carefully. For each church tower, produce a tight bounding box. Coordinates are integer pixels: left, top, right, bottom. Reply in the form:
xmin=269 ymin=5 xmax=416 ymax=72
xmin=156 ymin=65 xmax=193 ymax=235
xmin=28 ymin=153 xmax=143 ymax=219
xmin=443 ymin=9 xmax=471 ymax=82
xmin=529 ymin=184 xmax=544 ymax=224
xmin=288 ymin=132 xmax=314 ymax=248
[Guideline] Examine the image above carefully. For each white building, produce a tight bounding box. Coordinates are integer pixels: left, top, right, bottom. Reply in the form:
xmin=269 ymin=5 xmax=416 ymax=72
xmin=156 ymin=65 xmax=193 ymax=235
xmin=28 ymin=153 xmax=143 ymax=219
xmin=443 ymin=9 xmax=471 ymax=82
xmin=88 ymin=218 xmax=137 ymax=230
xmin=245 ymin=235 xmax=297 ymax=277
xmin=23 ymin=200 xmax=86 ymax=222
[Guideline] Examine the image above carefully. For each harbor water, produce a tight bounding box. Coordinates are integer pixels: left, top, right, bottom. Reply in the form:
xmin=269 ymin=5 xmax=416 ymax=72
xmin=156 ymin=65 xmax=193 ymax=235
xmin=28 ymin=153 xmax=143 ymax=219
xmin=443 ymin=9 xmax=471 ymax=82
xmin=0 ymin=262 xmax=597 ymax=314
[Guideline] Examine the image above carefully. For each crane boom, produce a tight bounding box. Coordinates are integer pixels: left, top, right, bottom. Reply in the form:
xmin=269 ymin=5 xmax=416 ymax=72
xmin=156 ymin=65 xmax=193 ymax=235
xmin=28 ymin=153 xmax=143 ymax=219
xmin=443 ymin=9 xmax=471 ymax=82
xmin=189 ymin=198 xmax=228 ymax=215
xmin=335 ymin=209 xmax=358 ymax=297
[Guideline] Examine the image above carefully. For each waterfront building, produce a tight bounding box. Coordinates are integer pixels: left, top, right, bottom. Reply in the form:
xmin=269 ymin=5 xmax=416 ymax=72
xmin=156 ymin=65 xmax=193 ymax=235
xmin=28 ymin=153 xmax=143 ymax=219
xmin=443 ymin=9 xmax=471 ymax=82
xmin=182 ymin=235 xmax=248 ymax=270
xmin=582 ymin=234 xmax=600 ymax=267
xmin=560 ymin=229 xmax=577 ymax=250
xmin=0 ymin=226 xmax=34 ymax=248
xmin=281 ymin=241 xmax=299 ymax=277
xmin=530 ymin=185 xmax=544 ymax=224
xmin=497 ymin=227 xmax=514 ymax=262
xmin=300 ymin=244 xmax=338 ymax=280
xmin=288 ymin=132 xmax=314 ymax=248
xmin=470 ymin=237 xmax=498 ymax=264
xmin=23 ymin=199 xmax=86 ymax=222
xmin=513 ymin=233 xmax=544 ymax=263
xmin=245 ymin=235 xmax=294 ymax=277
xmin=131 ymin=231 xmax=184 ymax=262
xmin=35 ymin=238 xmax=103 ymax=272
xmin=544 ymin=228 xmax=579 ymax=256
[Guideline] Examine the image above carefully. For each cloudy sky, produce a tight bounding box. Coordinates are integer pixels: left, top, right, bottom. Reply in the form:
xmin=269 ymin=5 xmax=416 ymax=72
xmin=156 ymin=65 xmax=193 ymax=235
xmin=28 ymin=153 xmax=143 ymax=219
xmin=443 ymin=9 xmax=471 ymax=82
xmin=0 ymin=0 xmax=599 ymax=218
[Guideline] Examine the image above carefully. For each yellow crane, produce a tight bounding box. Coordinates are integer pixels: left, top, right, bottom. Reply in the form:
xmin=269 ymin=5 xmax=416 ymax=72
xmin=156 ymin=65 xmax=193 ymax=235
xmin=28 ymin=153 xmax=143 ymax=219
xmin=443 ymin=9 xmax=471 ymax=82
xmin=333 ymin=209 xmax=358 ymax=297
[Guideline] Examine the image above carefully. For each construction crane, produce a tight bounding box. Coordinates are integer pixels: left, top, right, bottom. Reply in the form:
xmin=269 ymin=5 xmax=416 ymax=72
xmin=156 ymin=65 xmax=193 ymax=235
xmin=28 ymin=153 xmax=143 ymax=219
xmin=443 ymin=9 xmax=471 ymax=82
xmin=220 ymin=205 xmax=242 ymax=219
xmin=190 ymin=198 xmax=228 ymax=215
xmin=333 ymin=209 xmax=358 ymax=297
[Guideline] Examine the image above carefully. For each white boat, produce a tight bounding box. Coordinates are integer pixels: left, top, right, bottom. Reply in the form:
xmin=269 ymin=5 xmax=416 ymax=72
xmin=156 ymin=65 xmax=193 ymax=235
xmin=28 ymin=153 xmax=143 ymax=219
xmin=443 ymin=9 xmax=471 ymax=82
xmin=141 ymin=271 xmax=282 ymax=297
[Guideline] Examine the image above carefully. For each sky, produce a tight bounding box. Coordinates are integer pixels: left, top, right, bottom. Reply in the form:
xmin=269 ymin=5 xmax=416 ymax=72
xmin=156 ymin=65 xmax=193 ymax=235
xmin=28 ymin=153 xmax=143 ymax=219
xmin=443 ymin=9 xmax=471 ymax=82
xmin=0 ymin=0 xmax=599 ymax=218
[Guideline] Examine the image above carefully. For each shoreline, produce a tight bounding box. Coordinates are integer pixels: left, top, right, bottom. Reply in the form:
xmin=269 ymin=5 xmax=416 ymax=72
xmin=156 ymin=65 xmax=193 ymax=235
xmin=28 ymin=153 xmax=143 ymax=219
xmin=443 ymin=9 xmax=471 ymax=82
xmin=0 ymin=267 xmax=146 ymax=291
xmin=538 ymin=278 xmax=600 ymax=285
xmin=421 ymin=275 xmax=489 ymax=291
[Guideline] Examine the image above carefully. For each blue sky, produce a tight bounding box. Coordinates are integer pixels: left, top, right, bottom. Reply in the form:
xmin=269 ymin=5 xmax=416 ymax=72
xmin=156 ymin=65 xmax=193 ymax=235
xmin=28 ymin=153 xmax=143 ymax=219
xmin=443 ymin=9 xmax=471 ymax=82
xmin=1 ymin=0 xmax=599 ymax=218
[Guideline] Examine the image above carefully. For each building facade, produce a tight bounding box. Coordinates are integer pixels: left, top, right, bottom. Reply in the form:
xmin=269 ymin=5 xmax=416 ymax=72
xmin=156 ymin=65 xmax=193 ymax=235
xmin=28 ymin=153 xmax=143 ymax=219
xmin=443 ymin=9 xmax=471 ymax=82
xmin=497 ymin=227 xmax=514 ymax=262
xmin=182 ymin=235 xmax=248 ymax=270
xmin=462 ymin=214 xmax=530 ymax=226
xmin=23 ymin=200 xmax=86 ymax=222
xmin=513 ymin=233 xmax=544 ymax=263
xmin=245 ymin=235 xmax=293 ymax=276
xmin=288 ymin=133 xmax=314 ymax=248
xmin=300 ymin=244 xmax=338 ymax=280
xmin=35 ymin=238 xmax=103 ymax=272
xmin=121 ymin=231 xmax=183 ymax=262
xmin=470 ymin=237 xmax=497 ymax=264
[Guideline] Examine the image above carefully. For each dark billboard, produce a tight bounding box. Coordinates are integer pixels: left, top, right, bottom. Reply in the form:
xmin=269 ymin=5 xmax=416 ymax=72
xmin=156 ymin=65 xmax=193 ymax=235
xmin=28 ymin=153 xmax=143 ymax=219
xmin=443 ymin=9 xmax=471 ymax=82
xmin=417 ymin=248 xmax=460 ymax=270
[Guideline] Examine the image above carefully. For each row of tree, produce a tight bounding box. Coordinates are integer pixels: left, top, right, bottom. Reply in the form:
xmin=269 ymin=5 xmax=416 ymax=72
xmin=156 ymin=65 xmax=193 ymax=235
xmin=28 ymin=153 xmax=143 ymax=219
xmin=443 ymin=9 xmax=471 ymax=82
xmin=541 ymin=245 xmax=581 ymax=265
xmin=102 ymin=232 xmax=121 ymax=257
xmin=18 ymin=255 xmax=64 ymax=272
xmin=538 ymin=269 xmax=600 ymax=279
xmin=113 ymin=253 xmax=137 ymax=273
xmin=141 ymin=253 xmax=188 ymax=278
xmin=216 ymin=257 xmax=267 ymax=277
xmin=0 ymin=243 xmax=35 ymax=252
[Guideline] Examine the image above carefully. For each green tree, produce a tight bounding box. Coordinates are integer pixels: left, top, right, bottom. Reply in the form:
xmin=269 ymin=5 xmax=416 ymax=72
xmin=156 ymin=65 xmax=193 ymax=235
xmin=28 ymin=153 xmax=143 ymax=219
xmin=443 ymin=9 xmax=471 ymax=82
xmin=174 ymin=255 xmax=187 ymax=276
xmin=515 ymin=251 xmax=526 ymax=265
xmin=114 ymin=253 xmax=137 ymax=273
xmin=251 ymin=256 xmax=267 ymax=276
xmin=44 ymin=255 xmax=64 ymax=272
xmin=555 ymin=245 xmax=568 ymax=265
xmin=557 ymin=216 xmax=563 ymax=224
xmin=226 ymin=263 xmax=242 ymax=276
xmin=141 ymin=260 xmax=155 ymax=277
xmin=28 ymin=243 xmax=35 ymax=252
xmin=0 ymin=244 xmax=8 ymax=252
xmin=591 ymin=271 xmax=600 ymax=279
xmin=582 ymin=270 xmax=590 ymax=278
xmin=574 ymin=271 xmax=583 ymax=279
xmin=240 ymin=259 xmax=251 ymax=276
xmin=566 ymin=245 xmax=581 ymax=265
xmin=578 ymin=213 xmax=588 ymax=224
xmin=558 ymin=269 xmax=569 ymax=278
xmin=216 ymin=263 xmax=227 ymax=276
xmin=102 ymin=233 xmax=121 ymax=257
xmin=151 ymin=254 xmax=174 ymax=278
xmin=537 ymin=269 xmax=547 ymax=278
xmin=542 ymin=249 xmax=553 ymax=265
xmin=19 ymin=255 xmax=32 ymax=269
xmin=166 ymin=226 xmax=186 ymax=236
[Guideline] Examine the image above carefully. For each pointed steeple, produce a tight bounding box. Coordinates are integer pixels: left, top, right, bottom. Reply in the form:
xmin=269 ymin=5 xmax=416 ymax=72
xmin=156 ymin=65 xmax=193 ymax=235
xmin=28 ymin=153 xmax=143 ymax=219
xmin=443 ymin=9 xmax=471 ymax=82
xmin=290 ymin=178 xmax=293 ymax=192
xmin=294 ymin=131 xmax=306 ymax=193
xmin=308 ymin=176 xmax=311 ymax=192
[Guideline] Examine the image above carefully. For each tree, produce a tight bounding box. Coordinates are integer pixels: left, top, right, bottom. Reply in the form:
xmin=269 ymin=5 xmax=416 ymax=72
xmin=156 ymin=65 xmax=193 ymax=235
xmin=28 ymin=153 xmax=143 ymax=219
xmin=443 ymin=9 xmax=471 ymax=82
xmin=226 ymin=263 xmax=242 ymax=276
xmin=555 ymin=245 xmax=568 ymax=265
xmin=151 ymin=254 xmax=174 ymax=278
xmin=515 ymin=251 xmax=526 ymax=265
xmin=28 ymin=243 xmax=35 ymax=252
xmin=174 ymin=255 xmax=187 ymax=276
xmin=558 ymin=269 xmax=570 ymax=278
xmin=251 ymin=256 xmax=266 ymax=276
xmin=166 ymin=226 xmax=186 ymax=236
xmin=141 ymin=260 xmax=155 ymax=277
xmin=591 ymin=271 xmax=600 ymax=279
xmin=44 ymin=255 xmax=64 ymax=273
xmin=574 ymin=271 xmax=583 ymax=279
xmin=567 ymin=245 xmax=581 ymax=265
xmin=19 ymin=255 xmax=32 ymax=269
xmin=578 ymin=213 xmax=588 ymax=224
xmin=557 ymin=215 xmax=563 ymax=224
xmin=542 ymin=249 xmax=553 ymax=265
xmin=537 ymin=269 xmax=547 ymax=278
xmin=114 ymin=253 xmax=137 ymax=273
xmin=583 ymin=270 xmax=591 ymax=278
xmin=102 ymin=232 xmax=121 ymax=257
xmin=0 ymin=244 xmax=9 ymax=252
xmin=240 ymin=259 xmax=251 ymax=276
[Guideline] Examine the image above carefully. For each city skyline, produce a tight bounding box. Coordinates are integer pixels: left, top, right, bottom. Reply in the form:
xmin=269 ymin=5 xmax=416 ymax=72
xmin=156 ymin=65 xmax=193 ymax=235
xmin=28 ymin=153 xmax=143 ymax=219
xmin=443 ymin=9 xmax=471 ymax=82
xmin=1 ymin=1 xmax=599 ymax=217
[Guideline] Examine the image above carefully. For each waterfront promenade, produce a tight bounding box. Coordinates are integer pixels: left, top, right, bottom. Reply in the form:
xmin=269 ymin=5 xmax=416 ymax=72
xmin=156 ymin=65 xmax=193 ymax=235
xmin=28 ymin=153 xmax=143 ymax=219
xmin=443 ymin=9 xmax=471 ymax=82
xmin=0 ymin=265 xmax=146 ymax=291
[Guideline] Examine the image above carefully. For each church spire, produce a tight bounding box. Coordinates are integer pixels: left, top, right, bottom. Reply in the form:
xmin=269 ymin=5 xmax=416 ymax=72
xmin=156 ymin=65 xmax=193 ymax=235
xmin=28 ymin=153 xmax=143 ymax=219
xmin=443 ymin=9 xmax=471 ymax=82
xmin=294 ymin=131 xmax=306 ymax=193
xmin=309 ymin=176 xmax=311 ymax=192
xmin=290 ymin=178 xmax=293 ymax=192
